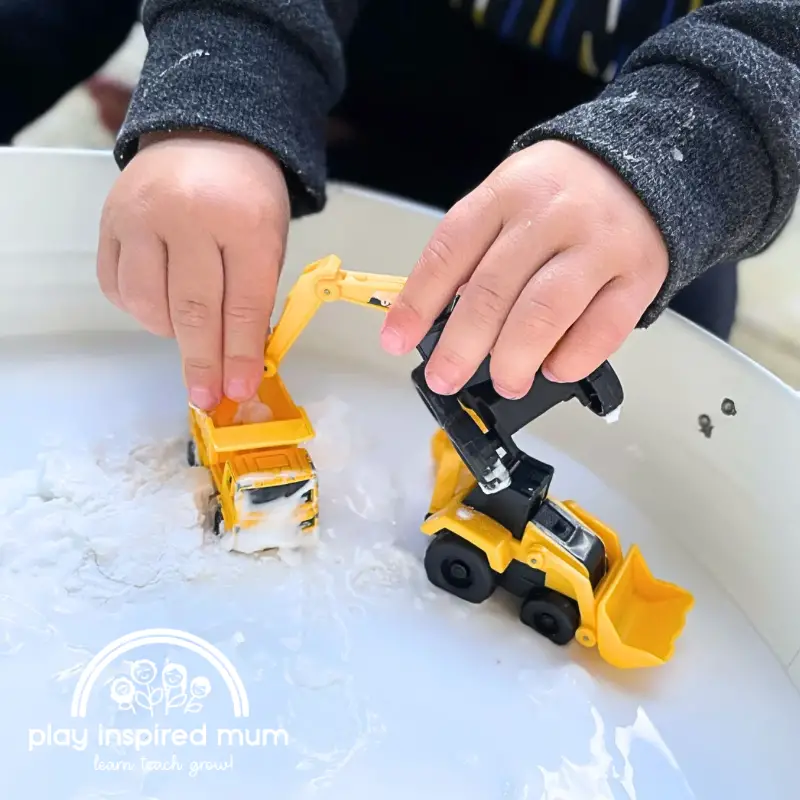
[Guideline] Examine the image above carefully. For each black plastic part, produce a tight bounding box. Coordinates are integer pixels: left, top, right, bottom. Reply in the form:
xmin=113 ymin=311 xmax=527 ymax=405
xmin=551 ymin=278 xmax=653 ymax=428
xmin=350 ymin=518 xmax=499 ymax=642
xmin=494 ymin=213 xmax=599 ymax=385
xmin=186 ymin=439 xmax=198 ymax=467
xmin=212 ymin=506 xmax=224 ymax=537
xmin=412 ymin=297 xmax=623 ymax=500
xmin=415 ymin=298 xmax=623 ymax=423
xmin=498 ymin=559 xmax=546 ymax=597
xmin=459 ymin=362 xmax=622 ymax=435
xmin=463 ymin=452 xmax=554 ymax=541
xmin=532 ymin=502 xmax=606 ymax=589
xmin=412 ymin=362 xmax=514 ymax=493
xmin=424 ymin=531 xmax=498 ymax=603
xmin=519 ymin=588 xmax=581 ymax=645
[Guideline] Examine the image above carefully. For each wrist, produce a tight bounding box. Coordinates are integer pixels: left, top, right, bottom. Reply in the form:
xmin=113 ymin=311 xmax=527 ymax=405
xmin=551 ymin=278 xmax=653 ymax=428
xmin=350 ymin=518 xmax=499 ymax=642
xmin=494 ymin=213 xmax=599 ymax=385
xmin=115 ymin=5 xmax=333 ymax=217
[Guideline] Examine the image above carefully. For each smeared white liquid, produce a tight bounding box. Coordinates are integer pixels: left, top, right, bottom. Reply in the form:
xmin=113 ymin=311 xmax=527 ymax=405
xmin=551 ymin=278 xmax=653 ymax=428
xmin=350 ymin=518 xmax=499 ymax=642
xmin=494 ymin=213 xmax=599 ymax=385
xmin=222 ymin=479 xmax=318 ymax=559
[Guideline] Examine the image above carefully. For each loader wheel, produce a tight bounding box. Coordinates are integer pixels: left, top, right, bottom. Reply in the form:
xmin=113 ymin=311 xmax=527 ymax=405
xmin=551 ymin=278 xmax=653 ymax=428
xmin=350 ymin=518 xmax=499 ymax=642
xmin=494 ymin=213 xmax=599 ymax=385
xmin=424 ymin=531 xmax=496 ymax=604
xmin=520 ymin=589 xmax=580 ymax=646
xmin=211 ymin=504 xmax=225 ymax=537
xmin=187 ymin=439 xmax=199 ymax=467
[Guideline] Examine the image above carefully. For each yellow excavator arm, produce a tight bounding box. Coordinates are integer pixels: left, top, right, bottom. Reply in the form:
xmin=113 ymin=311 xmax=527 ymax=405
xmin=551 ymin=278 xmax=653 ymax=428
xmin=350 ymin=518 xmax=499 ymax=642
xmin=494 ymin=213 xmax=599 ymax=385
xmin=264 ymin=255 xmax=407 ymax=376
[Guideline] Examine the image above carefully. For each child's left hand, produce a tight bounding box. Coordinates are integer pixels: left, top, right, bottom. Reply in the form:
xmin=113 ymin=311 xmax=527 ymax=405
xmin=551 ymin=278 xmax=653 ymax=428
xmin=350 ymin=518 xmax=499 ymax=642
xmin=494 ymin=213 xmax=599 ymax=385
xmin=380 ymin=140 xmax=669 ymax=399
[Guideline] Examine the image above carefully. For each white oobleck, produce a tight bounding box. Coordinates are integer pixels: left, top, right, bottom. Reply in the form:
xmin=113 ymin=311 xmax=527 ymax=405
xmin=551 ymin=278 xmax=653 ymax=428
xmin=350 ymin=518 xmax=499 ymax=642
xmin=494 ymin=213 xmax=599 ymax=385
xmin=1 ymin=149 xmax=799 ymax=800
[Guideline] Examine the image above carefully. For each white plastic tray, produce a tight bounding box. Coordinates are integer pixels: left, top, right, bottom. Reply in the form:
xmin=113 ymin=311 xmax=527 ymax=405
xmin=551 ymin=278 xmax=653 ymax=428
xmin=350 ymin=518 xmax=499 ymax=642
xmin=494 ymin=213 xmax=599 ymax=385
xmin=1 ymin=148 xmax=800 ymax=800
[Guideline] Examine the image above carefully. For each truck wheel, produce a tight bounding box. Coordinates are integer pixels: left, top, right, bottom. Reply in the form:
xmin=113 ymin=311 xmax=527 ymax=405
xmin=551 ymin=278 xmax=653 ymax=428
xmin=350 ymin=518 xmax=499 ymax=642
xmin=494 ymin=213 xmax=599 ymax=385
xmin=424 ymin=531 xmax=496 ymax=604
xmin=186 ymin=439 xmax=199 ymax=467
xmin=520 ymin=589 xmax=580 ymax=646
xmin=211 ymin=505 xmax=225 ymax=537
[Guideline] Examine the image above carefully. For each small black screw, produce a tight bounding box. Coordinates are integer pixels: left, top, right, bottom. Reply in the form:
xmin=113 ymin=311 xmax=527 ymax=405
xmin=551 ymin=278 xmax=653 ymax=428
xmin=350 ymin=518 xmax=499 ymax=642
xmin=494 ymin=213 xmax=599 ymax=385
xmin=721 ymin=398 xmax=737 ymax=416
xmin=698 ymin=414 xmax=713 ymax=438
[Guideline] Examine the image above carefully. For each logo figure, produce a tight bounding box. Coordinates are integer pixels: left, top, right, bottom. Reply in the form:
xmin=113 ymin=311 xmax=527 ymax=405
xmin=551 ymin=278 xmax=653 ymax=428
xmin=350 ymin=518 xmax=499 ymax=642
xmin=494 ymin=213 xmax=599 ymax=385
xmin=70 ymin=628 xmax=249 ymax=719
xmin=108 ymin=659 xmax=212 ymax=716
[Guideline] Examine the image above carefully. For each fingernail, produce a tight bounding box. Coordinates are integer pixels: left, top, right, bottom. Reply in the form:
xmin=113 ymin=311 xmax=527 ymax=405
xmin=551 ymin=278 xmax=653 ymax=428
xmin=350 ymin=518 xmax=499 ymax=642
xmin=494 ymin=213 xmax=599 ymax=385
xmin=494 ymin=383 xmax=523 ymax=400
xmin=426 ymin=373 xmax=454 ymax=395
xmin=541 ymin=366 xmax=561 ymax=382
xmin=189 ymin=386 xmax=215 ymax=409
xmin=226 ymin=379 xmax=251 ymax=401
xmin=380 ymin=324 xmax=405 ymax=355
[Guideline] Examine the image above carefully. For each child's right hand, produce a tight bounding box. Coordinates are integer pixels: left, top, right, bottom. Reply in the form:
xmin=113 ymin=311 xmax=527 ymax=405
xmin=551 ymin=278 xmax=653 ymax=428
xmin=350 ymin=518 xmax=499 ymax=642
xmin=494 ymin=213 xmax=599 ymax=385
xmin=97 ymin=131 xmax=290 ymax=410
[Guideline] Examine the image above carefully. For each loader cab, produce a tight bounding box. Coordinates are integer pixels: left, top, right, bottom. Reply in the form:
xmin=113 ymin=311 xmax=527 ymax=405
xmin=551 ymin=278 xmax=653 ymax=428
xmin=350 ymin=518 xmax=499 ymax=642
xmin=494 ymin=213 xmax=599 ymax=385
xmin=531 ymin=500 xmax=607 ymax=588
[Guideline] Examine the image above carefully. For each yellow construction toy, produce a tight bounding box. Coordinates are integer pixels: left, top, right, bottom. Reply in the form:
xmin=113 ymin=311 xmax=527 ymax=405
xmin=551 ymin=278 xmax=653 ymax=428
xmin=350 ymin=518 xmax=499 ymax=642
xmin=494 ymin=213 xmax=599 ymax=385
xmin=410 ymin=298 xmax=693 ymax=668
xmin=186 ymin=254 xmax=693 ymax=667
xmin=186 ymin=255 xmax=405 ymax=551
xmin=422 ymin=430 xmax=692 ymax=668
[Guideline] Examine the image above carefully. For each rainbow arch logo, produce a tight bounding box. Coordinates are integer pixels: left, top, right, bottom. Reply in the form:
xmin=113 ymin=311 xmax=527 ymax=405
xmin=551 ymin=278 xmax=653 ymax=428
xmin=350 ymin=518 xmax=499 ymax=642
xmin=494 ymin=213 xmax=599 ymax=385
xmin=69 ymin=628 xmax=250 ymax=719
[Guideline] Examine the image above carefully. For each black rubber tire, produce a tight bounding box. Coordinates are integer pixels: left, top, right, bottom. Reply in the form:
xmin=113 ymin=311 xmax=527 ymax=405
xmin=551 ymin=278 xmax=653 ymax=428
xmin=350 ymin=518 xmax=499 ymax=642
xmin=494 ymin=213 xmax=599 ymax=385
xmin=186 ymin=439 xmax=199 ymax=467
xmin=212 ymin=505 xmax=225 ymax=537
xmin=520 ymin=588 xmax=580 ymax=646
xmin=424 ymin=531 xmax=497 ymax=604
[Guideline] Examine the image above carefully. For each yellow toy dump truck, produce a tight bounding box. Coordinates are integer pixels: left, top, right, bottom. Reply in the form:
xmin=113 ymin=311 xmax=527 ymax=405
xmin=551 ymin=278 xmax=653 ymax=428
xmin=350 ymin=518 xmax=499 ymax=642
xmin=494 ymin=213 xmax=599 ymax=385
xmin=186 ymin=255 xmax=406 ymax=552
xmin=410 ymin=298 xmax=694 ymax=669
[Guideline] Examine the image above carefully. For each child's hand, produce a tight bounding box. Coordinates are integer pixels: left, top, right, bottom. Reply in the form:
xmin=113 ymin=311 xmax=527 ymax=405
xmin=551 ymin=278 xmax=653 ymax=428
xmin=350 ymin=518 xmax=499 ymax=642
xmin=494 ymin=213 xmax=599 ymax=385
xmin=381 ymin=140 xmax=668 ymax=398
xmin=97 ymin=131 xmax=290 ymax=410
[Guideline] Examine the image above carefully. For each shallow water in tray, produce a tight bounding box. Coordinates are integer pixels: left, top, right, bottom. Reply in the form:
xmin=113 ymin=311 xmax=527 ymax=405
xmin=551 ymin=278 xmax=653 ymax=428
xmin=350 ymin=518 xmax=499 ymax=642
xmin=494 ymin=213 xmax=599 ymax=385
xmin=0 ymin=332 xmax=796 ymax=799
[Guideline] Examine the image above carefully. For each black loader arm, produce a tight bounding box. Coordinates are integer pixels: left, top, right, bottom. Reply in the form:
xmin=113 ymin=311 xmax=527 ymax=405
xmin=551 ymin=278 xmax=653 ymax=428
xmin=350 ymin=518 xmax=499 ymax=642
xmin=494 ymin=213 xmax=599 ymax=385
xmin=412 ymin=298 xmax=624 ymax=495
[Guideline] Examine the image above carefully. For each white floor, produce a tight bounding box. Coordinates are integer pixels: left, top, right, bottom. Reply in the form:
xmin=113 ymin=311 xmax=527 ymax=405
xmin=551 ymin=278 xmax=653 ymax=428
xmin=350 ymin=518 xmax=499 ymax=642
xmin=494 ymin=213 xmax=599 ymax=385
xmin=12 ymin=24 xmax=800 ymax=387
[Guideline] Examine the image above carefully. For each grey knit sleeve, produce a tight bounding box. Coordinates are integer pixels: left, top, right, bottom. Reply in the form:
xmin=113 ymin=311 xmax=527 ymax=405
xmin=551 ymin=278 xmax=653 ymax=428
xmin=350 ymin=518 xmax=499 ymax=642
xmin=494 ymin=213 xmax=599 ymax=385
xmin=114 ymin=0 xmax=364 ymax=217
xmin=511 ymin=0 xmax=800 ymax=326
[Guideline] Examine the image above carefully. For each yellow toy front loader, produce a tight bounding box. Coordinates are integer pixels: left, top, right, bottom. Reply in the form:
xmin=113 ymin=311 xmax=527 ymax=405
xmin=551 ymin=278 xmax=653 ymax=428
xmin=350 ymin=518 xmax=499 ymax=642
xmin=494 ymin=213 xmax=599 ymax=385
xmin=411 ymin=296 xmax=693 ymax=668
xmin=423 ymin=431 xmax=692 ymax=668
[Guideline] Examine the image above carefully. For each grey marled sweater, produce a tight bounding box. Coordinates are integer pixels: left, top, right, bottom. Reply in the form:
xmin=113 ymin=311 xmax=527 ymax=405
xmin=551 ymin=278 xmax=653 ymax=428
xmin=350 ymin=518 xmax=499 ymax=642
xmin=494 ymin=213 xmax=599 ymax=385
xmin=115 ymin=0 xmax=800 ymax=326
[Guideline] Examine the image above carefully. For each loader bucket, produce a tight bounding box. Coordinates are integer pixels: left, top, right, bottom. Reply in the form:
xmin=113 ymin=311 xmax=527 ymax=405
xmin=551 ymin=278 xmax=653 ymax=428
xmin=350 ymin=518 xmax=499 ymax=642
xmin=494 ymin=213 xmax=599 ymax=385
xmin=595 ymin=545 xmax=693 ymax=669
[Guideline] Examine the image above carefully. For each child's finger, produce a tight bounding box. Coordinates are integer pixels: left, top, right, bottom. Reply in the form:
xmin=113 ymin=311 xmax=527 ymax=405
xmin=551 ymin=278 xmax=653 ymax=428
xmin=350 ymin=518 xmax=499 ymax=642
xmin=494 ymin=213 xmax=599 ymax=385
xmin=167 ymin=236 xmax=225 ymax=410
xmin=422 ymin=220 xmax=556 ymax=395
xmin=116 ymin=233 xmax=172 ymax=337
xmin=488 ymin=248 xmax=604 ymax=398
xmin=381 ymin=185 xmax=502 ymax=354
xmin=221 ymin=234 xmax=282 ymax=402
xmin=96 ymin=215 xmax=123 ymax=310
xmin=541 ymin=274 xmax=653 ymax=384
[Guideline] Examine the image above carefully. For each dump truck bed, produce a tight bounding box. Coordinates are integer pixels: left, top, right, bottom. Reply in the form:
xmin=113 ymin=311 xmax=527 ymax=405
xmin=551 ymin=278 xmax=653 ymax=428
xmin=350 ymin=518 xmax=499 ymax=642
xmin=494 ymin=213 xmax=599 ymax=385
xmin=193 ymin=373 xmax=314 ymax=455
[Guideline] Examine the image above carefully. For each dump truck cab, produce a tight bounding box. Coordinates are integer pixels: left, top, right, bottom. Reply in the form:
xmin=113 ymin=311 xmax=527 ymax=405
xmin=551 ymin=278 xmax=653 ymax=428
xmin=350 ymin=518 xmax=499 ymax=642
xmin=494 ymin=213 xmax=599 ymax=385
xmin=222 ymin=448 xmax=317 ymax=531
xmin=217 ymin=448 xmax=318 ymax=554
